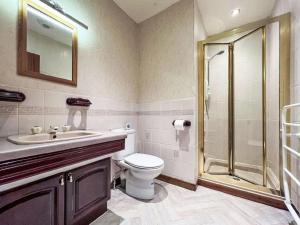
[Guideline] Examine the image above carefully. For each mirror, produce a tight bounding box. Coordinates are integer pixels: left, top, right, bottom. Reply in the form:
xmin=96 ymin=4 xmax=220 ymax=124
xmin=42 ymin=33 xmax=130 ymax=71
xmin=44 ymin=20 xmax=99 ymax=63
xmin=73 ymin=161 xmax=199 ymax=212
xmin=18 ymin=0 xmax=77 ymax=86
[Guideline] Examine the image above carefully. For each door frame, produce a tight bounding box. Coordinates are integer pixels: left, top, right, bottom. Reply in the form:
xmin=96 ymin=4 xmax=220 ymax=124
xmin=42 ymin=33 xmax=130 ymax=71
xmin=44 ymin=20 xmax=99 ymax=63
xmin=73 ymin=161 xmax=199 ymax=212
xmin=198 ymin=13 xmax=291 ymax=195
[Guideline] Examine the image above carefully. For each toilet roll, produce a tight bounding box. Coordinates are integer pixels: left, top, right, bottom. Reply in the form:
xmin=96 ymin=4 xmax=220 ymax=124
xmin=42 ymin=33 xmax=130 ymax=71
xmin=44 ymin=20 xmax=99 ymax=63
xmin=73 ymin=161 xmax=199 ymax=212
xmin=174 ymin=120 xmax=185 ymax=131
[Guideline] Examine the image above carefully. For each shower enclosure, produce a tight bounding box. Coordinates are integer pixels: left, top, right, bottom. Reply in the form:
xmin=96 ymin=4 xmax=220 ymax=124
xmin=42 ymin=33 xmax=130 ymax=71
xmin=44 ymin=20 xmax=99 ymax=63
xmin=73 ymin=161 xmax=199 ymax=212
xmin=198 ymin=13 xmax=291 ymax=196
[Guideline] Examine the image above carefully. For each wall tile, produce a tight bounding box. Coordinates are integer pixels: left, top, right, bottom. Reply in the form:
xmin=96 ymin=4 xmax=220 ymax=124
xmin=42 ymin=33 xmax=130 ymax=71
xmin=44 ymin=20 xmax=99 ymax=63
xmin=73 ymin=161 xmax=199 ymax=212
xmin=44 ymin=90 xmax=68 ymax=109
xmin=137 ymin=97 xmax=196 ymax=183
xmin=19 ymin=115 xmax=44 ymax=135
xmin=44 ymin=115 xmax=69 ymax=132
xmin=0 ymin=115 xmax=18 ymax=138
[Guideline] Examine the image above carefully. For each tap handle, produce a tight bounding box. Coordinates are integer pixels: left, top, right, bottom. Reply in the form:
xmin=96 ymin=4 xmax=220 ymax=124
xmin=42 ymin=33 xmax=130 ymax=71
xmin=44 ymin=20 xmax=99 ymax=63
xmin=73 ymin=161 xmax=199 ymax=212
xmin=50 ymin=125 xmax=59 ymax=131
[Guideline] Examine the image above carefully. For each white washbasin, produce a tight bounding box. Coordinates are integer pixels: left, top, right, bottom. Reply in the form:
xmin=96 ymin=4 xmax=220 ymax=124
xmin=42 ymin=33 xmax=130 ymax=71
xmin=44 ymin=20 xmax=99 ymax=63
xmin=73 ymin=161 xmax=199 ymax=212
xmin=8 ymin=130 xmax=104 ymax=145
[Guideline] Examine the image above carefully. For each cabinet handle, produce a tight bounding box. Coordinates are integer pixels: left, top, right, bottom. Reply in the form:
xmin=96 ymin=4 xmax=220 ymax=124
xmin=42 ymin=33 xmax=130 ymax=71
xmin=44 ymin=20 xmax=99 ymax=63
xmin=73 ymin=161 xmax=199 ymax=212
xmin=59 ymin=175 xmax=65 ymax=186
xmin=67 ymin=173 xmax=73 ymax=183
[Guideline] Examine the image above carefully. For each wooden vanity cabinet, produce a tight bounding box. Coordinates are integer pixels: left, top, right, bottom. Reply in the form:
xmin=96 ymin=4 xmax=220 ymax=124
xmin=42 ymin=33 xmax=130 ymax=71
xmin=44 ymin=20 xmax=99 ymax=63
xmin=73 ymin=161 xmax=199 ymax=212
xmin=0 ymin=174 xmax=65 ymax=225
xmin=66 ymin=159 xmax=110 ymax=225
xmin=0 ymin=158 xmax=111 ymax=225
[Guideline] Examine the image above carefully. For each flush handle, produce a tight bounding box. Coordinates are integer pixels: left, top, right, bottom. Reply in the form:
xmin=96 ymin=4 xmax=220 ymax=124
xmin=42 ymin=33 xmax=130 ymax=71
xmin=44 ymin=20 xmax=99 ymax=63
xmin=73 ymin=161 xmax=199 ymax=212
xmin=59 ymin=175 xmax=65 ymax=186
xmin=67 ymin=173 xmax=73 ymax=183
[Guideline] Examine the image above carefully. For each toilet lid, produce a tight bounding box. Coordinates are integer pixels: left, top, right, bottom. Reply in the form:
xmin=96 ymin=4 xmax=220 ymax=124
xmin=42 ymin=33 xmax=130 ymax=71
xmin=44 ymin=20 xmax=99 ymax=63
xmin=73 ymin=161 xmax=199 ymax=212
xmin=125 ymin=153 xmax=164 ymax=169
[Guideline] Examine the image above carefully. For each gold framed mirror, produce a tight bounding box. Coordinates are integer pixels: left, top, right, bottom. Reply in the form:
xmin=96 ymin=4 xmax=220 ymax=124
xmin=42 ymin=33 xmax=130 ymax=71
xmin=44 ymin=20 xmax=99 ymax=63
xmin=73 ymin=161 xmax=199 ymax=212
xmin=18 ymin=0 xmax=78 ymax=86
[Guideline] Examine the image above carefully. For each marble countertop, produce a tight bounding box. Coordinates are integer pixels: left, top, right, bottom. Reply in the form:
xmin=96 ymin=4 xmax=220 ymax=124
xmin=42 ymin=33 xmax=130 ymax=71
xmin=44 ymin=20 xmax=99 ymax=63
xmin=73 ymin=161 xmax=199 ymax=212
xmin=0 ymin=130 xmax=127 ymax=162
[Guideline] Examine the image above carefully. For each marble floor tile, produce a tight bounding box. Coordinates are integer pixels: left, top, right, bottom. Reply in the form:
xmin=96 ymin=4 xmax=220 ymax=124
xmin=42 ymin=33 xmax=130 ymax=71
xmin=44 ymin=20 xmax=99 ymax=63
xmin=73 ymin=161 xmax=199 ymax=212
xmin=91 ymin=180 xmax=293 ymax=225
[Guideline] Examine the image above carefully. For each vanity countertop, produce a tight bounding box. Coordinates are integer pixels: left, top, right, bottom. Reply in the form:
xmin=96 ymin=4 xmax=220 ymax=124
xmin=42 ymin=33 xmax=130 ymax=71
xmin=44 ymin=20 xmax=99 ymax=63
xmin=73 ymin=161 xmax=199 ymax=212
xmin=0 ymin=131 xmax=127 ymax=162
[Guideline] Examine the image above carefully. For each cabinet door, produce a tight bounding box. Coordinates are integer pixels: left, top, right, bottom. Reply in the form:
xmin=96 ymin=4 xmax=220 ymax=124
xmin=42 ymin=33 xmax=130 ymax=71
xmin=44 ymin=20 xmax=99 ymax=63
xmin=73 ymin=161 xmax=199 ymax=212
xmin=66 ymin=158 xmax=111 ymax=225
xmin=0 ymin=174 xmax=65 ymax=225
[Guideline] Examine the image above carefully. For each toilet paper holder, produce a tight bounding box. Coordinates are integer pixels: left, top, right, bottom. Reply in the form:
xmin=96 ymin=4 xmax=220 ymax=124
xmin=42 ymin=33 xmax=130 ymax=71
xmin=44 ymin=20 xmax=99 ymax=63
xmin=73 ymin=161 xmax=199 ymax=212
xmin=172 ymin=120 xmax=191 ymax=127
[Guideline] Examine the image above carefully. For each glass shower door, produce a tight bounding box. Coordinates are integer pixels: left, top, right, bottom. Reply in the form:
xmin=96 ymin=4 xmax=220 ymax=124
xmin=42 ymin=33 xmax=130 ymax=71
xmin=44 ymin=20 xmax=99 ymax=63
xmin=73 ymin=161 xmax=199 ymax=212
xmin=233 ymin=28 xmax=265 ymax=185
xmin=203 ymin=43 xmax=229 ymax=174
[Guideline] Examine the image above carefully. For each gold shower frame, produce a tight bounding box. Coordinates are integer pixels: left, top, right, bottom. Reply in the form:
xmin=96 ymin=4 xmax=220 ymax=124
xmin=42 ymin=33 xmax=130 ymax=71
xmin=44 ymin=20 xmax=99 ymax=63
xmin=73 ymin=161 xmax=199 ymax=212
xmin=198 ymin=13 xmax=291 ymax=195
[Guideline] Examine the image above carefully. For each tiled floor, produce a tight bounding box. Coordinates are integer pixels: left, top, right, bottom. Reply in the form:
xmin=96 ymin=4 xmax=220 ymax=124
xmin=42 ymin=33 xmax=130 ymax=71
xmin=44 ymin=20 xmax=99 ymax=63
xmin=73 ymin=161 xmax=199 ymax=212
xmin=91 ymin=180 xmax=293 ymax=225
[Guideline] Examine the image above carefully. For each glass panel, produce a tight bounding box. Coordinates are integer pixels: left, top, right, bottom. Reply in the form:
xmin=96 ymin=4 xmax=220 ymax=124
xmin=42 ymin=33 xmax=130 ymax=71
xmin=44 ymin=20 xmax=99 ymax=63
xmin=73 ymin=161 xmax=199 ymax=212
xmin=233 ymin=29 xmax=263 ymax=185
xmin=266 ymin=21 xmax=280 ymax=191
xmin=204 ymin=44 xmax=229 ymax=174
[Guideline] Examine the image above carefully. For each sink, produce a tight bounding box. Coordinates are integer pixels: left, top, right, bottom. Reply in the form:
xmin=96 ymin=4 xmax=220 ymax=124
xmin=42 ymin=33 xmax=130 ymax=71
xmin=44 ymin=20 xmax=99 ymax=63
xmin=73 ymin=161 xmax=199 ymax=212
xmin=8 ymin=130 xmax=104 ymax=145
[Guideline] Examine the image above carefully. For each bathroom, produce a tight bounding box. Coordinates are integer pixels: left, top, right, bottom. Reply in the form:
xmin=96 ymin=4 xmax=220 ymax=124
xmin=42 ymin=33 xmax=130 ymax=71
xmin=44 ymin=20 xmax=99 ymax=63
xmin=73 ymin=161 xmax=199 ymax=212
xmin=0 ymin=0 xmax=299 ymax=224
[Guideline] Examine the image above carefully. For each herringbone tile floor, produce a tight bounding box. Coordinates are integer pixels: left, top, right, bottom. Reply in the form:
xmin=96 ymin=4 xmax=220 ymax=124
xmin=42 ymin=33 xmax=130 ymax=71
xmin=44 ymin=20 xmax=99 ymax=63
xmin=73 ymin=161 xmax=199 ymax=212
xmin=91 ymin=180 xmax=293 ymax=225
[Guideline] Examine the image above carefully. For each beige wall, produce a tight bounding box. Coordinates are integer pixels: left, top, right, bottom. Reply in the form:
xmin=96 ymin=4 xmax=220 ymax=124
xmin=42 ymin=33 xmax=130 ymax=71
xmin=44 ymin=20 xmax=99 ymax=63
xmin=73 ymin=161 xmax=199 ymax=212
xmin=138 ymin=0 xmax=195 ymax=103
xmin=272 ymin=0 xmax=300 ymax=211
xmin=137 ymin=0 xmax=206 ymax=183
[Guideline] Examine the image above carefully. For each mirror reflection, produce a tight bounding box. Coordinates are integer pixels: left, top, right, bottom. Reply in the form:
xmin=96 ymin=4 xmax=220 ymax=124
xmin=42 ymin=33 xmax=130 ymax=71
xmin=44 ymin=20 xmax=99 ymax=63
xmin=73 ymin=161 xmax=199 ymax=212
xmin=26 ymin=5 xmax=73 ymax=80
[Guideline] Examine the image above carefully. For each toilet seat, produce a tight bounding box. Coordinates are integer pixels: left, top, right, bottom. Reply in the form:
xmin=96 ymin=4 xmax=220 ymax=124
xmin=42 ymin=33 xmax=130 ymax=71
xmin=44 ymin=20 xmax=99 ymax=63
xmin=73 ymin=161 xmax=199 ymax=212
xmin=124 ymin=153 xmax=164 ymax=169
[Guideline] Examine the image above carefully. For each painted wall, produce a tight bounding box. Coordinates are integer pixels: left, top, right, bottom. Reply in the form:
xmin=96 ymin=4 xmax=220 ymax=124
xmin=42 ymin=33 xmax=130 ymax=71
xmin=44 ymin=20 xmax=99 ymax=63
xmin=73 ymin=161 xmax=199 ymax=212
xmin=137 ymin=0 xmax=206 ymax=183
xmin=272 ymin=0 xmax=300 ymax=211
xmin=138 ymin=0 xmax=195 ymax=103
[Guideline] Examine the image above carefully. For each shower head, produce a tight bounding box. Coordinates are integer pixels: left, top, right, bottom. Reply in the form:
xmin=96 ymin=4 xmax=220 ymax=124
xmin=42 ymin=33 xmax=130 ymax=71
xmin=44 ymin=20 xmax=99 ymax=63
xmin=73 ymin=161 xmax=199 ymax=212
xmin=208 ymin=50 xmax=225 ymax=61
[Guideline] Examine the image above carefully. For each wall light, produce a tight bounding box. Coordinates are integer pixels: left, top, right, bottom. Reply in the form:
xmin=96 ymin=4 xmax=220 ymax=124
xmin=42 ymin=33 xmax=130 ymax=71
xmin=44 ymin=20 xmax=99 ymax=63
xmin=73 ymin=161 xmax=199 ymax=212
xmin=27 ymin=5 xmax=73 ymax=33
xmin=30 ymin=0 xmax=88 ymax=29
xmin=231 ymin=8 xmax=240 ymax=17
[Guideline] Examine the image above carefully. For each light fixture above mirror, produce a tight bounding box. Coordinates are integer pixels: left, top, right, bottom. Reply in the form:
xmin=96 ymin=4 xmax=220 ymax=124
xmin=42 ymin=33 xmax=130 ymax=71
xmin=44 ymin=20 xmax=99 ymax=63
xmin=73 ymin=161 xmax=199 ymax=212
xmin=30 ymin=0 xmax=88 ymax=30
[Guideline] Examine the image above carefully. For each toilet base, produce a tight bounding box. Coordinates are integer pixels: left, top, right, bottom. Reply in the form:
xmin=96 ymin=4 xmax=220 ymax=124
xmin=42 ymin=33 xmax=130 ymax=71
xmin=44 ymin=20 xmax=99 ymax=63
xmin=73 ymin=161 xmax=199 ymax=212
xmin=125 ymin=172 xmax=155 ymax=200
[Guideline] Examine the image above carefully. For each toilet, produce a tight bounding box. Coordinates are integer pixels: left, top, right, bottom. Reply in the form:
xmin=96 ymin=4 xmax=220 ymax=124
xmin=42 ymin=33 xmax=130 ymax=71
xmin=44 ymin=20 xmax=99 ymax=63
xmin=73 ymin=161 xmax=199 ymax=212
xmin=112 ymin=128 xmax=164 ymax=200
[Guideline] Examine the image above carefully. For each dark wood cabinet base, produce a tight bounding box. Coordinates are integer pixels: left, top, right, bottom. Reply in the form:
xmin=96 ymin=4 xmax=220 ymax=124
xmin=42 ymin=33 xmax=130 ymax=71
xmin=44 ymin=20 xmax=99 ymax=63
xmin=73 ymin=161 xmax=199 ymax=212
xmin=0 ymin=139 xmax=124 ymax=185
xmin=0 ymin=139 xmax=125 ymax=225
xmin=74 ymin=203 xmax=107 ymax=225
xmin=66 ymin=159 xmax=110 ymax=225
xmin=0 ymin=174 xmax=65 ymax=225
xmin=0 ymin=160 xmax=111 ymax=225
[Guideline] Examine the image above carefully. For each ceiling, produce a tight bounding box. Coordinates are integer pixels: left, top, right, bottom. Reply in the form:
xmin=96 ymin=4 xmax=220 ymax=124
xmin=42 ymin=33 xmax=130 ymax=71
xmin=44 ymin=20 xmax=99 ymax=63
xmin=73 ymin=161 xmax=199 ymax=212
xmin=114 ymin=0 xmax=277 ymax=35
xmin=197 ymin=0 xmax=277 ymax=35
xmin=113 ymin=0 xmax=181 ymax=23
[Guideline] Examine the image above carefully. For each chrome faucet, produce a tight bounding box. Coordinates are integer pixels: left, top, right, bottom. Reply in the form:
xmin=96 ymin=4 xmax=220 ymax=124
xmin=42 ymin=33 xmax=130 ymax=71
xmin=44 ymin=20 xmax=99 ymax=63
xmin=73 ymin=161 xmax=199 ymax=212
xmin=48 ymin=126 xmax=59 ymax=139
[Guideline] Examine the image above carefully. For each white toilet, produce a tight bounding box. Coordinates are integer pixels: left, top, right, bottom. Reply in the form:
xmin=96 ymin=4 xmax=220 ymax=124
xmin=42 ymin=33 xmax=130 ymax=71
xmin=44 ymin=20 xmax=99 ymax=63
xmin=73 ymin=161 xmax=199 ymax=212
xmin=112 ymin=128 xmax=164 ymax=200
